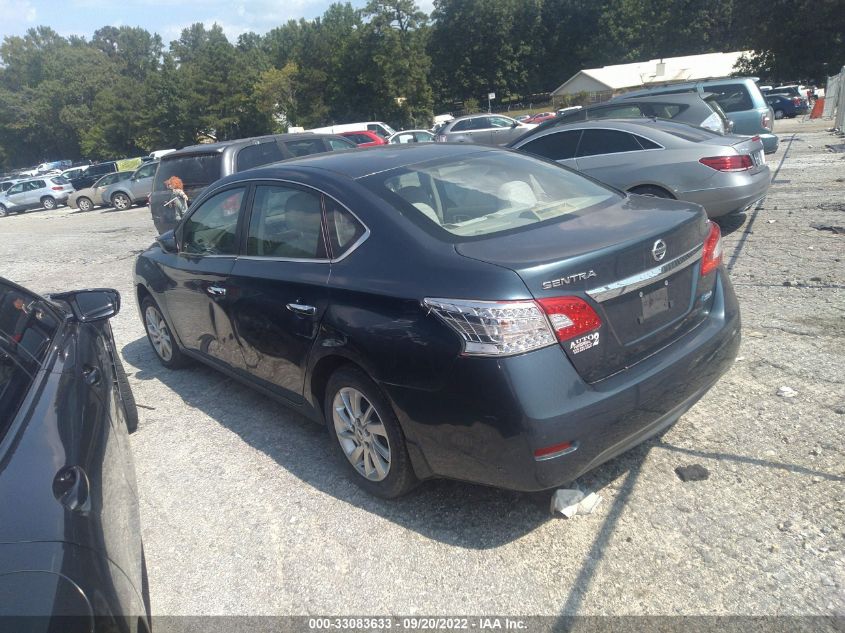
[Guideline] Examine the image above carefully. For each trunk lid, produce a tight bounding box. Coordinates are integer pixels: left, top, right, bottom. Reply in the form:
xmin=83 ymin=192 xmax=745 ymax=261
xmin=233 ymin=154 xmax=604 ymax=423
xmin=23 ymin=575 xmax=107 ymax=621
xmin=456 ymin=195 xmax=712 ymax=382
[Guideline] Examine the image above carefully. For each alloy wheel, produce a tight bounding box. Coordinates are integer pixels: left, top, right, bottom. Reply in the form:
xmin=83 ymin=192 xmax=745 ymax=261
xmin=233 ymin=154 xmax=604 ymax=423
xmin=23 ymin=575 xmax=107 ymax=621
xmin=332 ymin=387 xmax=391 ymax=481
xmin=78 ymin=197 xmax=92 ymax=211
xmin=145 ymin=305 xmax=173 ymax=362
xmin=113 ymin=193 xmax=130 ymax=210
xmin=42 ymin=197 xmax=56 ymax=210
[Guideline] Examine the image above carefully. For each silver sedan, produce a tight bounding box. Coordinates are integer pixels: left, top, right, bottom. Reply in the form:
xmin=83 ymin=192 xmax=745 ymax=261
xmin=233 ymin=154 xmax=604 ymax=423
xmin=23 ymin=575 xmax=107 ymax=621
xmin=509 ymin=118 xmax=770 ymax=217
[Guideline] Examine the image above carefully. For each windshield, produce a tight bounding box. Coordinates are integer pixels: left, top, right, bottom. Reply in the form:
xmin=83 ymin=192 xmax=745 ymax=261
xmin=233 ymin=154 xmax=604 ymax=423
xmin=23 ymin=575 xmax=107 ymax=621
xmin=0 ymin=282 xmax=61 ymax=431
xmin=365 ymin=151 xmax=617 ymax=239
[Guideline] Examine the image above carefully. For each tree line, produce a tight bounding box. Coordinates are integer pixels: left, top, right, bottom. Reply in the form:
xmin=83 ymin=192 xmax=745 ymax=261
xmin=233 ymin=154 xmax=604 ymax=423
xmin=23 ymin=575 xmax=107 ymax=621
xmin=0 ymin=0 xmax=841 ymax=169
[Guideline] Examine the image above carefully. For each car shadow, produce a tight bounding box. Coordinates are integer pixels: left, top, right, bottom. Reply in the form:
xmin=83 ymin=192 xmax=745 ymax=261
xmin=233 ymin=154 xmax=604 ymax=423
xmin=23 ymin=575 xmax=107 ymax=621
xmin=121 ymin=335 xmax=656 ymax=549
xmin=714 ymin=211 xmax=748 ymax=236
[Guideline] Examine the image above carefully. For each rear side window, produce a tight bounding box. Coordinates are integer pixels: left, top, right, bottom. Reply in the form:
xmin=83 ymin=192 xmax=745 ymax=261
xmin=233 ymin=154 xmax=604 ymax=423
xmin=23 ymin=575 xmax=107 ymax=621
xmin=154 ymin=154 xmax=222 ymax=193
xmin=634 ymin=135 xmax=661 ymax=150
xmin=520 ymin=130 xmax=582 ymax=161
xmin=328 ymin=138 xmax=355 ymax=151
xmin=237 ymin=142 xmax=286 ymax=171
xmin=577 ymin=129 xmax=642 ymax=156
xmin=645 ymin=104 xmax=684 ymax=118
xmin=590 ymin=105 xmax=643 ymax=120
xmin=246 ymin=185 xmax=327 ymax=259
xmin=344 ymin=134 xmax=372 ymax=145
xmin=181 ymin=187 xmax=245 ymax=255
xmin=706 ymin=84 xmax=754 ymax=112
xmin=284 ymin=138 xmax=329 ymax=157
xmin=325 ymin=198 xmax=365 ymax=257
xmin=450 ymin=119 xmax=472 ymax=132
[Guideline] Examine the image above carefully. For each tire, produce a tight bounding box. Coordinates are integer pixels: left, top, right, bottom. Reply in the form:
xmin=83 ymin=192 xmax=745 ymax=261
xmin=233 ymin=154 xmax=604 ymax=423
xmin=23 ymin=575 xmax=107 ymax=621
xmin=41 ymin=196 xmax=57 ymax=210
xmin=112 ymin=192 xmax=131 ymax=210
xmin=141 ymin=295 xmax=190 ymax=369
xmin=0 ymin=205 xmax=6 ymax=218
xmin=113 ymin=352 xmax=139 ymax=433
xmin=77 ymin=196 xmax=93 ymax=212
xmin=628 ymin=185 xmax=674 ymax=199
xmin=325 ymin=366 xmax=418 ymax=498
xmin=774 ymin=109 xmax=784 ymax=120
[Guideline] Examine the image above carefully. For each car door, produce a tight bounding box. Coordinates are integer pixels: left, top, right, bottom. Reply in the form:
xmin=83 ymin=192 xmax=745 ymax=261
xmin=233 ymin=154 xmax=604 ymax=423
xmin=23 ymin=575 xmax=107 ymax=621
xmin=127 ymin=162 xmax=158 ymax=201
xmin=163 ymin=185 xmax=249 ymax=370
xmin=3 ymin=183 xmax=27 ymax=211
xmin=516 ymin=129 xmax=582 ymax=169
xmin=447 ymin=118 xmax=483 ymax=143
xmin=25 ymin=181 xmax=45 ymax=208
xmin=488 ymin=116 xmax=522 ymax=144
xmin=224 ymin=182 xmax=332 ymax=402
xmin=573 ymin=128 xmax=646 ymax=187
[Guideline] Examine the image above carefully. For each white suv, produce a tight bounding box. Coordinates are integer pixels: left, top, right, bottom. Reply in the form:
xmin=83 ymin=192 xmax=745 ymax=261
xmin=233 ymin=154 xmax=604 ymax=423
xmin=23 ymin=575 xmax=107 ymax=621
xmin=0 ymin=176 xmax=74 ymax=216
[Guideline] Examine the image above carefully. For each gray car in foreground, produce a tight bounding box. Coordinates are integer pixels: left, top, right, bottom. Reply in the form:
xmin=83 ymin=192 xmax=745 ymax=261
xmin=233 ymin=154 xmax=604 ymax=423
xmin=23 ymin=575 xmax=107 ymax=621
xmin=509 ymin=119 xmax=770 ymax=218
xmin=434 ymin=113 xmax=536 ymax=145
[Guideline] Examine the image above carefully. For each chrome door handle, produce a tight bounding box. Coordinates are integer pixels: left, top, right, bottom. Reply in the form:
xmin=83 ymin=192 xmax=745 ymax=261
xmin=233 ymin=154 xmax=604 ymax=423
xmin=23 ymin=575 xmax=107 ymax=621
xmin=207 ymin=285 xmax=226 ymax=297
xmin=286 ymin=303 xmax=316 ymax=316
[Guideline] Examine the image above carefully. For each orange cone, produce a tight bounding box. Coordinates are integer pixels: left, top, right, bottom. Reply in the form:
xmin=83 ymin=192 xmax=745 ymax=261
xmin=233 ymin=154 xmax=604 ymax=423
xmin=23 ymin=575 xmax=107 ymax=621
xmin=810 ymin=98 xmax=825 ymax=119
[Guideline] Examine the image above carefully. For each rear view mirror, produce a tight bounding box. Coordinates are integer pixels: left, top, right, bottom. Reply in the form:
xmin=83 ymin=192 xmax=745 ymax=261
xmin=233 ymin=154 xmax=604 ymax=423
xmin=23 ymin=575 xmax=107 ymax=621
xmin=51 ymin=289 xmax=121 ymax=322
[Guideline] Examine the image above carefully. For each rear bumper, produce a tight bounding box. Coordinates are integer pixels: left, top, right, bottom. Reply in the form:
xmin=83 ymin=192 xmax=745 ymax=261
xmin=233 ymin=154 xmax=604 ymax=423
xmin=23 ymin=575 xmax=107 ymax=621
xmin=760 ymin=133 xmax=779 ymax=154
xmin=682 ymin=168 xmax=771 ymax=218
xmin=385 ymin=272 xmax=741 ymax=491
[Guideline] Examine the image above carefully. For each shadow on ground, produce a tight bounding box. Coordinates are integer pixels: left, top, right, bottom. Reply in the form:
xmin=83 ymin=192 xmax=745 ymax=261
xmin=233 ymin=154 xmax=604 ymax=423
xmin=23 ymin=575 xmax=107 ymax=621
xmin=122 ymin=335 xmax=656 ymax=549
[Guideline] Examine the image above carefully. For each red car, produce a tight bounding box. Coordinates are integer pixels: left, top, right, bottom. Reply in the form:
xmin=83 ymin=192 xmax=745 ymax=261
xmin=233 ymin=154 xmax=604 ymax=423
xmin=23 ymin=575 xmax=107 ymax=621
xmin=524 ymin=112 xmax=557 ymax=124
xmin=340 ymin=130 xmax=387 ymax=147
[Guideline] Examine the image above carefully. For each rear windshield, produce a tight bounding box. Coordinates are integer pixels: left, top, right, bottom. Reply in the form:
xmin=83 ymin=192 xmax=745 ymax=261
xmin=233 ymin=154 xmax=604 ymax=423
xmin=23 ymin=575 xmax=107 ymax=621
xmin=154 ymin=154 xmax=222 ymax=192
xmin=706 ymin=84 xmax=754 ymax=112
xmin=364 ymin=152 xmax=617 ymax=239
xmin=51 ymin=176 xmax=69 ymax=185
xmin=0 ymin=283 xmax=60 ymax=432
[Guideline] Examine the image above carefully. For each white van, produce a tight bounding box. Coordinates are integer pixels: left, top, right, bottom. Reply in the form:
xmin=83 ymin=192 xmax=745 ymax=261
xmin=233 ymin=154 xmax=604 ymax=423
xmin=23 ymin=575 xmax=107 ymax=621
xmin=306 ymin=121 xmax=396 ymax=139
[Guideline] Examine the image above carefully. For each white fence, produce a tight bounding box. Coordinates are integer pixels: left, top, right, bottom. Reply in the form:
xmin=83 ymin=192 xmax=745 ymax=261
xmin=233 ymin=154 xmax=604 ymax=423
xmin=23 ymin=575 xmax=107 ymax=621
xmin=823 ymin=66 xmax=845 ymax=132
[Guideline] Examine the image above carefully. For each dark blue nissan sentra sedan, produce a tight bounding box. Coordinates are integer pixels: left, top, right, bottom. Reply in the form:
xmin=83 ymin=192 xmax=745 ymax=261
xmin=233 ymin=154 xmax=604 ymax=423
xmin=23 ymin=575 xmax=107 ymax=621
xmin=135 ymin=143 xmax=740 ymax=498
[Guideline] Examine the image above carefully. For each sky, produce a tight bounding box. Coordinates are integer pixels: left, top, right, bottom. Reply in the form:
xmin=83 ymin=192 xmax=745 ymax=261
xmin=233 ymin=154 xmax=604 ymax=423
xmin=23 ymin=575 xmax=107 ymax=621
xmin=1 ymin=0 xmax=435 ymax=44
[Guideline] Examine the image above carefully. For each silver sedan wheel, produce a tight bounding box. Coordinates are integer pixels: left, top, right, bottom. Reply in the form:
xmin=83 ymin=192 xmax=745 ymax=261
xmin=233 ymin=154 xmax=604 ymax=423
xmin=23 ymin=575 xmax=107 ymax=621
xmin=332 ymin=387 xmax=391 ymax=481
xmin=145 ymin=305 xmax=173 ymax=362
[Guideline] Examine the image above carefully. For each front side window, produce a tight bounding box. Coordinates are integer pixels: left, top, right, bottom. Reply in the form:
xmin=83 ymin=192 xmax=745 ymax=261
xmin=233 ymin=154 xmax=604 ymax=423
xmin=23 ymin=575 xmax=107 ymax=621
xmin=577 ymin=129 xmax=642 ymax=157
xmin=134 ymin=163 xmax=158 ymax=180
xmin=181 ymin=187 xmax=245 ymax=256
xmin=246 ymin=185 xmax=326 ymax=259
xmin=237 ymin=142 xmax=286 ymax=171
xmin=367 ymin=152 xmax=617 ymax=238
xmin=520 ymin=130 xmax=582 ymax=161
xmin=489 ymin=116 xmax=514 ymax=128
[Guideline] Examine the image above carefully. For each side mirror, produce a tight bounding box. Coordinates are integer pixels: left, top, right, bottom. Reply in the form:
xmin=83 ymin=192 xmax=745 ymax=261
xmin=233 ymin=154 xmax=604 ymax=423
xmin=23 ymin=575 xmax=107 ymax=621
xmin=157 ymin=229 xmax=178 ymax=253
xmin=512 ymin=121 xmax=519 ymax=128
xmin=50 ymin=289 xmax=121 ymax=322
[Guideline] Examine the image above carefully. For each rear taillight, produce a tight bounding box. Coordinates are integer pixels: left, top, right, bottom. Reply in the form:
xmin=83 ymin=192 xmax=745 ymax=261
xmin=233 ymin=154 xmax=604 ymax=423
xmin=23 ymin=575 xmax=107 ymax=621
xmin=701 ymin=221 xmax=722 ymax=276
xmin=751 ymin=135 xmax=761 ymax=143
xmin=536 ymin=296 xmax=602 ymax=342
xmin=699 ymin=155 xmax=753 ymax=172
xmin=762 ymin=112 xmax=772 ymax=130
xmin=424 ymin=294 xmax=602 ymax=356
xmin=424 ymin=298 xmax=556 ymax=356
xmin=792 ymin=97 xmax=801 ymax=106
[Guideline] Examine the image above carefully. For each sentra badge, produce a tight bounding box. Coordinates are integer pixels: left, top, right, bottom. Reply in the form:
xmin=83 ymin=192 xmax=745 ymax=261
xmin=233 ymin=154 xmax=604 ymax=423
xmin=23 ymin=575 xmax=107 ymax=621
xmin=542 ymin=270 xmax=596 ymax=290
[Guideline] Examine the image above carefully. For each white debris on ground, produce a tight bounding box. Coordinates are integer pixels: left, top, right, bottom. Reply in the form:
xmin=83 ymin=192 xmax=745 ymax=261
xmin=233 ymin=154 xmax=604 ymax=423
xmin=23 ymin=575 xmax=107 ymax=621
xmin=550 ymin=489 xmax=603 ymax=518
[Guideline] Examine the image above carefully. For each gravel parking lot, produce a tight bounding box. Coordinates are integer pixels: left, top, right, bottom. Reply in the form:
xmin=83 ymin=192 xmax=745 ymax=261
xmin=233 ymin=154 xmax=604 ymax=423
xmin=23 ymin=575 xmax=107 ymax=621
xmin=2 ymin=118 xmax=843 ymax=624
